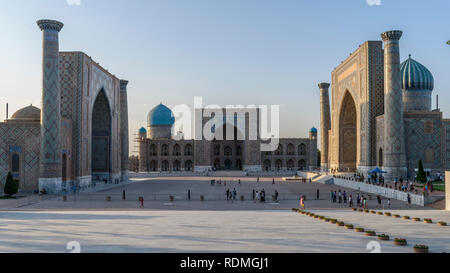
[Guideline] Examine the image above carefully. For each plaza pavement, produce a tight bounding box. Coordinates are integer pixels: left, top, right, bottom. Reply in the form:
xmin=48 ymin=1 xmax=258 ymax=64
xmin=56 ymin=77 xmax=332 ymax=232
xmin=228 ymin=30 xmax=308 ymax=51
xmin=0 ymin=177 xmax=447 ymax=253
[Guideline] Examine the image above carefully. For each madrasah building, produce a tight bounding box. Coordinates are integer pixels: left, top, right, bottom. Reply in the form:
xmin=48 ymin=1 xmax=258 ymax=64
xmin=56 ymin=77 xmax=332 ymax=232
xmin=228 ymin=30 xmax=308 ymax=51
xmin=0 ymin=19 xmax=129 ymax=194
xmin=136 ymin=104 xmax=318 ymax=173
xmin=319 ymin=30 xmax=450 ymax=180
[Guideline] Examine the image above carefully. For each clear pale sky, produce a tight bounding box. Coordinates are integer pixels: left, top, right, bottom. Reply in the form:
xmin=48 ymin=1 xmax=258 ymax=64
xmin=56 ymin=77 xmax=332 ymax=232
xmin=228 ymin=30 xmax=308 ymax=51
xmin=1 ymin=0 xmax=450 ymax=155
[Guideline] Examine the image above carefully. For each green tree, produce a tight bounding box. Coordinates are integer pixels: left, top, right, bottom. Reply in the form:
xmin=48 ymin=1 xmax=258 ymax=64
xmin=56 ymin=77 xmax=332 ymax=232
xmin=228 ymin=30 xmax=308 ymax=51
xmin=416 ymin=160 xmax=426 ymax=183
xmin=4 ymin=172 xmax=18 ymax=197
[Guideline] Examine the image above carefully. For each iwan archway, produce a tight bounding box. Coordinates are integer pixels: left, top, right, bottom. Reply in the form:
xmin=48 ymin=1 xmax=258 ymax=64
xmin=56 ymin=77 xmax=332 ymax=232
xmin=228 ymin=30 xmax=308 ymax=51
xmin=339 ymin=91 xmax=357 ymax=172
xmin=91 ymin=89 xmax=112 ymax=182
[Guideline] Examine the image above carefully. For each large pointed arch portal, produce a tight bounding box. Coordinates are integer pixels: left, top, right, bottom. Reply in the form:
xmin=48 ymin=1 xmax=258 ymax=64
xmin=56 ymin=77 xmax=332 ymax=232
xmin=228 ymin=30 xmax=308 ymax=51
xmin=91 ymin=89 xmax=112 ymax=181
xmin=339 ymin=91 xmax=357 ymax=172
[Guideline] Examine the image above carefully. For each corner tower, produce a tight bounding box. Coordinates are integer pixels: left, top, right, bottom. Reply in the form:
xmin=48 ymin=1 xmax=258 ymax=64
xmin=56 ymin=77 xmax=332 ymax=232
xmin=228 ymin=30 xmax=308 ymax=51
xmin=318 ymin=83 xmax=331 ymax=172
xmin=119 ymin=80 xmax=129 ymax=181
xmin=381 ymin=30 xmax=407 ymax=179
xmin=37 ymin=19 xmax=64 ymax=194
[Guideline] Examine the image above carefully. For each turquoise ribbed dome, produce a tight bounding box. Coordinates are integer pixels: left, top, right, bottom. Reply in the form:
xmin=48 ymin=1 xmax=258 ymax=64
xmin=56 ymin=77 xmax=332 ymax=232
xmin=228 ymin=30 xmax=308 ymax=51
xmin=401 ymin=55 xmax=434 ymax=91
xmin=310 ymin=127 xmax=318 ymax=133
xmin=147 ymin=103 xmax=175 ymax=126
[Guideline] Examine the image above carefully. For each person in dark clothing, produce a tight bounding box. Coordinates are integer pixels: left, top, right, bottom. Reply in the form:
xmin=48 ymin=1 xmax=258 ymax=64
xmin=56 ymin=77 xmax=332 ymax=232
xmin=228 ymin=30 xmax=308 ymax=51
xmin=316 ymin=189 xmax=320 ymax=200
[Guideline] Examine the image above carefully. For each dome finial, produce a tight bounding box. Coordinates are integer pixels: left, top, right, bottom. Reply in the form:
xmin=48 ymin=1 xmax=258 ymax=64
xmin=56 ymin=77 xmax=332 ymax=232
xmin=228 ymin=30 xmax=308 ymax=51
xmin=408 ymin=54 xmax=411 ymax=59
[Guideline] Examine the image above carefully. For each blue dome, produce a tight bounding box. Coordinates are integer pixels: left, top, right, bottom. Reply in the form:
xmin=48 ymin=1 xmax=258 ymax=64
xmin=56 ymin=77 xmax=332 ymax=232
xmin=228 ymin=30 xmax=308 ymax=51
xmin=401 ymin=55 xmax=434 ymax=91
xmin=139 ymin=127 xmax=147 ymax=134
xmin=147 ymin=103 xmax=175 ymax=126
xmin=310 ymin=127 xmax=318 ymax=133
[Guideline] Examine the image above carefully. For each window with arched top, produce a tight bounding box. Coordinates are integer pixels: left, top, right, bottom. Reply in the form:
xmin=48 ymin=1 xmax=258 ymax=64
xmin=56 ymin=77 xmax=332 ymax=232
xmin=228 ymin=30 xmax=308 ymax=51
xmin=184 ymin=160 xmax=193 ymax=171
xmin=287 ymin=144 xmax=295 ymax=155
xmin=150 ymin=160 xmax=158 ymax=171
xmin=298 ymin=144 xmax=307 ymax=156
xmin=214 ymin=144 xmax=220 ymax=156
xmin=161 ymin=144 xmax=169 ymax=156
xmin=298 ymin=159 xmax=306 ymax=170
xmin=263 ymin=160 xmax=271 ymax=171
xmin=173 ymin=160 xmax=181 ymax=171
xmin=275 ymin=159 xmax=283 ymax=170
xmin=287 ymin=159 xmax=295 ymax=170
xmin=224 ymin=146 xmax=232 ymax=156
xmin=173 ymin=144 xmax=181 ymax=156
xmin=149 ymin=144 xmax=157 ymax=156
xmin=275 ymin=145 xmax=283 ymax=155
xmin=184 ymin=144 xmax=193 ymax=156
xmin=161 ymin=160 xmax=169 ymax=171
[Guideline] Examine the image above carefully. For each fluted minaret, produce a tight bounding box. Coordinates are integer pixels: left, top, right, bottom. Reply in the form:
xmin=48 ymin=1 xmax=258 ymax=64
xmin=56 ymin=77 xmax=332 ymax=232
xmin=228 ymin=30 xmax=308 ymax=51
xmin=119 ymin=80 xmax=129 ymax=181
xmin=318 ymin=83 xmax=331 ymax=172
xmin=37 ymin=19 xmax=64 ymax=194
xmin=381 ymin=30 xmax=407 ymax=180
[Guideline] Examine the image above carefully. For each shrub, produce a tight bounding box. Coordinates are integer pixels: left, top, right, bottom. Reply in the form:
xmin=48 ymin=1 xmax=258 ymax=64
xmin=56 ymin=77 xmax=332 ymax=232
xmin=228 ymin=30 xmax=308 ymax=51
xmin=394 ymin=214 xmax=401 ymax=218
xmin=352 ymin=208 xmax=357 ymax=211
xmin=394 ymin=238 xmax=407 ymax=246
xmin=365 ymin=230 xmax=376 ymax=236
xmin=413 ymin=217 xmax=421 ymax=222
xmin=4 ymin=172 xmax=18 ymax=197
xmin=336 ymin=221 xmax=344 ymax=226
xmin=377 ymin=212 xmax=383 ymax=215
xmin=402 ymin=216 xmax=410 ymax=220
xmin=355 ymin=227 xmax=365 ymax=232
xmin=384 ymin=212 xmax=392 ymax=216
xmin=378 ymin=234 xmax=390 ymax=241
xmin=438 ymin=221 xmax=447 ymax=226
xmin=370 ymin=210 xmax=376 ymax=214
xmin=424 ymin=218 xmax=432 ymax=224
xmin=413 ymin=245 xmax=429 ymax=253
xmin=345 ymin=224 xmax=354 ymax=229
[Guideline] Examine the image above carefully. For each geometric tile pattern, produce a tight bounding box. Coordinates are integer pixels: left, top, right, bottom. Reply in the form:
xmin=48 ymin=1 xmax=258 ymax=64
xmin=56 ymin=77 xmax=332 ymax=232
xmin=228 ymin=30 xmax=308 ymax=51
xmin=381 ymin=31 xmax=407 ymax=173
xmin=38 ymin=25 xmax=63 ymax=178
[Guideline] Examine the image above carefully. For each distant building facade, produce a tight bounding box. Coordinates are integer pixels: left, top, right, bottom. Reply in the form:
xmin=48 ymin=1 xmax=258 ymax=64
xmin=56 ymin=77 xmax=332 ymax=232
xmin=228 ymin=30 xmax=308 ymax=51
xmin=137 ymin=104 xmax=318 ymax=173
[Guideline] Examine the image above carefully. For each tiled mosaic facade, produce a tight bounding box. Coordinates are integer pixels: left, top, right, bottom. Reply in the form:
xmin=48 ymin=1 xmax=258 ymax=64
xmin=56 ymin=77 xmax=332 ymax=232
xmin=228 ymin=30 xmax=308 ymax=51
xmin=0 ymin=20 xmax=129 ymax=194
xmin=323 ymin=30 xmax=449 ymax=179
xmin=138 ymin=108 xmax=318 ymax=172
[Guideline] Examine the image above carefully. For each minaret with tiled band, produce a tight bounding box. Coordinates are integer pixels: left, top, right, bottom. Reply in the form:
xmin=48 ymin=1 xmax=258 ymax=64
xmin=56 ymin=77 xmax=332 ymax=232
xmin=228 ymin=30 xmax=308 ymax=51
xmin=119 ymin=80 xmax=130 ymax=181
xmin=381 ymin=30 xmax=407 ymax=180
xmin=37 ymin=19 xmax=64 ymax=194
xmin=318 ymin=82 xmax=331 ymax=172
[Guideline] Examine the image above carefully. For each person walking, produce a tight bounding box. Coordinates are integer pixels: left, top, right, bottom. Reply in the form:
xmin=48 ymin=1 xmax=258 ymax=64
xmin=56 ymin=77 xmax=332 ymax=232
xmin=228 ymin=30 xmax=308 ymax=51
xmin=252 ymin=189 xmax=255 ymax=200
xmin=272 ymin=178 xmax=275 ymax=185
xmin=226 ymin=189 xmax=230 ymax=201
xmin=300 ymin=195 xmax=305 ymax=209
xmin=274 ymin=190 xmax=279 ymax=202
xmin=338 ymin=190 xmax=342 ymax=203
xmin=377 ymin=195 xmax=382 ymax=209
xmin=349 ymin=195 xmax=353 ymax=207
xmin=330 ymin=190 xmax=334 ymax=203
xmin=356 ymin=194 xmax=361 ymax=207
xmin=139 ymin=196 xmax=144 ymax=208
xmin=386 ymin=198 xmax=391 ymax=209
xmin=233 ymin=188 xmax=237 ymax=201
xmin=407 ymin=194 xmax=412 ymax=207
xmin=363 ymin=197 xmax=367 ymax=209
xmin=316 ymin=189 xmax=320 ymax=200
xmin=343 ymin=191 xmax=347 ymax=203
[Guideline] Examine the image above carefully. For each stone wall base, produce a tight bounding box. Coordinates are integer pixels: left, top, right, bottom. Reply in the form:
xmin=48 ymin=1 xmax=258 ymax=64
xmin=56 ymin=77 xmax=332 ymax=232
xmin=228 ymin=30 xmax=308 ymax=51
xmin=39 ymin=177 xmax=62 ymax=195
